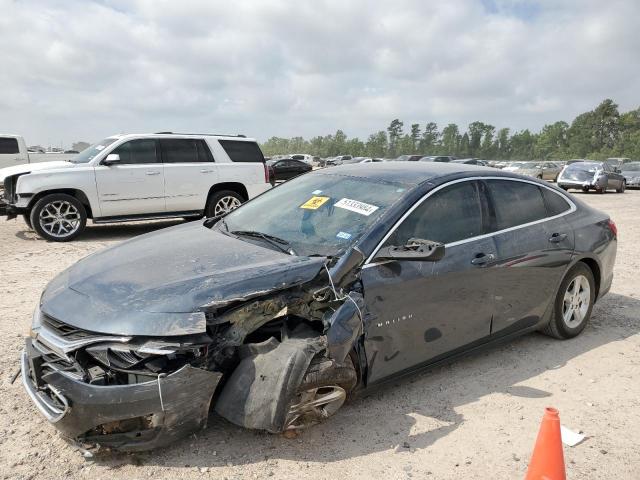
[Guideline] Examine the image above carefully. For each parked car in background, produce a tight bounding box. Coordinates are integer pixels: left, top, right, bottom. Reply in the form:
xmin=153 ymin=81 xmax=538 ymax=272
xmin=0 ymin=134 xmax=78 ymax=168
xmin=359 ymin=157 xmax=384 ymax=163
xmin=289 ymin=154 xmax=314 ymax=165
xmin=618 ymin=161 xmax=640 ymax=188
xmin=267 ymin=158 xmax=312 ymax=182
xmin=502 ymin=161 xmax=560 ymax=180
xmin=1 ymin=132 xmax=271 ymax=241
xmin=419 ymin=155 xmax=456 ymax=163
xmin=325 ymin=155 xmax=353 ymax=166
xmin=557 ymin=161 xmax=626 ymax=193
xmin=452 ymin=158 xmax=487 ymax=166
xmin=395 ymin=155 xmax=424 ymax=162
xmin=20 ymin=162 xmax=616 ymax=452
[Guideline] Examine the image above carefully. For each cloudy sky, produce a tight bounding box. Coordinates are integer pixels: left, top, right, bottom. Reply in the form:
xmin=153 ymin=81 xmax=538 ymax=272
xmin=1 ymin=0 xmax=638 ymax=147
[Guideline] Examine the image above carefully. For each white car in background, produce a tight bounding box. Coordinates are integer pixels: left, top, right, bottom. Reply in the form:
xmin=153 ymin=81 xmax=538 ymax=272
xmin=1 ymin=132 xmax=271 ymax=241
xmin=0 ymin=134 xmax=78 ymax=168
xmin=289 ymin=154 xmax=314 ymax=165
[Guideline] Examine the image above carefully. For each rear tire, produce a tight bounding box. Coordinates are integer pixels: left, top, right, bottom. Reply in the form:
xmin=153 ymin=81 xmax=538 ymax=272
xmin=542 ymin=263 xmax=595 ymax=339
xmin=204 ymin=190 xmax=244 ymax=218
xmin=30 ymin=193 xmax=87 ymax=242
xmin=616 ymin=181 xmax=626 ymax=193
xmin=283 ymin=355 xmax=357 ymax=431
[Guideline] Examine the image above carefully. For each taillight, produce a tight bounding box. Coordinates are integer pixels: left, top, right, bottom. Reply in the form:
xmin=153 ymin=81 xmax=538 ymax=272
xmin=607 ymin=219 xmax=617 ymax=237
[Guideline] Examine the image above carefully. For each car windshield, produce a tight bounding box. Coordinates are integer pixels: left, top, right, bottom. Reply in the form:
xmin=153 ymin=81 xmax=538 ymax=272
xmin=622 ymin=162 xmax=640 ymax=171
xmin=565 ymin=162 xmax=602 ymax=172
xmin=222 ymin=173 xmax=410 ymax=257
xmin=70 ymin=137 xmax=118 ymax=163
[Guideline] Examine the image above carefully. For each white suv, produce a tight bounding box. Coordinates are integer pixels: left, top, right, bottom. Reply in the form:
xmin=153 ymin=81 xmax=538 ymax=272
xmin=1 ymin=132 xmax=272 ymax=241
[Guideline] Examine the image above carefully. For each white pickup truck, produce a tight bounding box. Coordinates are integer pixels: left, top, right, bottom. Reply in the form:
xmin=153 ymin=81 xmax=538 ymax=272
xmin=0 ymin=134 xmax=78 ymax=168
xmin=1 ymin=132 xmax=272 ymax=241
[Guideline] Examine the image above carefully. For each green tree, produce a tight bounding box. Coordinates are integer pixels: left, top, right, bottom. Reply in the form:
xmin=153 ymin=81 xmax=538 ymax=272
xmin=419 ymin=122 xmax=439 ymax=153
xmin=441 ymin=123 xmax=460 ymax=154
xmin=387 ymin=119 xmax=404 ymax=157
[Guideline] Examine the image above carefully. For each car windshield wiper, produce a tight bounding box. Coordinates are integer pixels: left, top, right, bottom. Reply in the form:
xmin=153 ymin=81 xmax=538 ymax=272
xmin=230 ymin=230 xmax=296 ymax=255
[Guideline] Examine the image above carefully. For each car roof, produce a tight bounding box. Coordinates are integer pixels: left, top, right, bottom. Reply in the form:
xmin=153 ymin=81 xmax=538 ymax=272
xmin=316 ymin=161 xmax=495 ymax=185
xmin=106 ymin=133 xmax=257 ymax=142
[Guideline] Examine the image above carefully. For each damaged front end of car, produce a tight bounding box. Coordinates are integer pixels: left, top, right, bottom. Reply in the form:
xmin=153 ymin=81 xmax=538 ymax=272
xmin=21 ymin=247 xmax=367 ymax=453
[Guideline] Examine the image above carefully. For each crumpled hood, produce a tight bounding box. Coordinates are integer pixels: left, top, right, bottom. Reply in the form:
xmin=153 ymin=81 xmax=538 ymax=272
xmin=0 ymin=161 xmax=74 ymax=183
xmin=40 ymin=221 xmax=326 ymax=337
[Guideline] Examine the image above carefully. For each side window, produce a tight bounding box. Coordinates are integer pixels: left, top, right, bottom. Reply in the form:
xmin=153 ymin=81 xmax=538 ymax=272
xmin=0 ymin=137 xmax=20 ymax=154
xmin=160 ymin=139 xmax=199 ymax=163
xmin=541 ymin=187 xmax=571 ymax=216
xmin=218 ymin=140 xmax=265 ymax=163
xmin=486 ymin=180 xmax=547 ymax=230
xmin=111 ymin=139 xmax=158 ymax=164
xmin=196 ymin=140 xmax=214 ymax=162
xmin=386 ymin=181 xmax=483 ymax=246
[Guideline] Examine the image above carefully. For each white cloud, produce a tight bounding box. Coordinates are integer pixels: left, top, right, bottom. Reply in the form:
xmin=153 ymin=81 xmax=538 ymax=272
xmin=0 ymin=0 xmax=638 ymax=146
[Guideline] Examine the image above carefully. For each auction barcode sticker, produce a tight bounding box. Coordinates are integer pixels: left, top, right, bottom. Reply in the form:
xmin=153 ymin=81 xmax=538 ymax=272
xmin=334 ymin=198 xmax=379 ymax=216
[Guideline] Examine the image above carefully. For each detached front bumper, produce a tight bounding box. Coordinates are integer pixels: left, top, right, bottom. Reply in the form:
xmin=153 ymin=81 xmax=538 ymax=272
xmin=21 ymin=338 xmax=221 ymax=451
xmin=557 ymin=177 xmax=605 ymax=190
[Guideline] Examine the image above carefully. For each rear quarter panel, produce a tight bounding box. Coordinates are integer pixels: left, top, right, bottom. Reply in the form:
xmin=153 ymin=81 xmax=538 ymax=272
xmin=565 ymin=202 xmax=616 ymax=299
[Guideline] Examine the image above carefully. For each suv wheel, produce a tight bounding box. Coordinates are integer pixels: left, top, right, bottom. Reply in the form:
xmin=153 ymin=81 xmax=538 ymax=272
xmin=30 ymin=193 xmax=87 ymax=242
xmin=205 ymin=190 xmax=243 ymax=218
xmin=541 ymin=263 xmax=595 ymax=339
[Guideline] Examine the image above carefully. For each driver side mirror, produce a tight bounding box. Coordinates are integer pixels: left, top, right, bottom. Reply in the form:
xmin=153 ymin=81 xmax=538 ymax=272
xmin=375 ymin=238 xmax=445 ymax=262
xmin=102 ymin=153 xmax=121 ymax=166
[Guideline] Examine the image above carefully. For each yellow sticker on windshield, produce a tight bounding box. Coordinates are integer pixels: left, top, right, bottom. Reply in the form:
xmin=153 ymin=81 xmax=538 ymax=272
xmin=300 ymin=196 xmax=330 ymax=210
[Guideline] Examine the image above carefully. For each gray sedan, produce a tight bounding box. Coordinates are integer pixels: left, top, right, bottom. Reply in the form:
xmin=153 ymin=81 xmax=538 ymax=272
xmin=21 ymin=162 xmax=617 ymax=452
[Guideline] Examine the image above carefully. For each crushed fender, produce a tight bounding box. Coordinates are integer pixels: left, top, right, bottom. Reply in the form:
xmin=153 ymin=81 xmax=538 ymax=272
xmin=325 ymin=292 xmax=365 ymax=364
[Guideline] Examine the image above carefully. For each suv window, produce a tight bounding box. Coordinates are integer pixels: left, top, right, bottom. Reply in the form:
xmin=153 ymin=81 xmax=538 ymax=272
xmin=111 ymin=139 xmax=158 ymax=164
xmin=160 ymin=139 xmax=213 ymax=163
xmin=386 ymin=181 xmax=483 ymax=246
xmin=541 ymin=187 xmax=571 ymax=216
xmin=0 ymin=137 xmax=19 ymax=154
xmin=486 ymin=180 xmax=547 ymax=230
xmin=219 ymin=140 xmax=264 ymax=163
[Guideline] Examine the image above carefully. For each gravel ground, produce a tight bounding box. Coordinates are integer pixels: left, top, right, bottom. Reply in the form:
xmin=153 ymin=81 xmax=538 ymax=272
xmin=1 ymin=190 xmax=638 ymax=480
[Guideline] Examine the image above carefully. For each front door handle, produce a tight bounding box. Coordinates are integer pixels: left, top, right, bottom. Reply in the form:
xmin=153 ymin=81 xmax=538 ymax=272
xmin=471 ymin=253 xmax=495 ymax=266
xmin=549 ymin=233 xmax=567 ymax=243
xmin=200 ymin=169 xmax=214 ymax=173
xmin=145 ymin=171 xmax=160 ymax=176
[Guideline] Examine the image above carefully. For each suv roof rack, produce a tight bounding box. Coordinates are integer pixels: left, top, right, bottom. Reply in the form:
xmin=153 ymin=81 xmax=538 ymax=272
xmin=153 ymin=132 xmax=246 ymax=138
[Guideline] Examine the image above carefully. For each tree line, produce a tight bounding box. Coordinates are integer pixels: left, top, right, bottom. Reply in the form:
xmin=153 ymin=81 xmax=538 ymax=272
xmin=260 ymin=99 xmax=640 ymax=161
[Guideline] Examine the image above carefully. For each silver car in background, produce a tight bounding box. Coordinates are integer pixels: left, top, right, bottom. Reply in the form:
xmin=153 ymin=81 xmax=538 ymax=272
xmin=502 ymin=161 xmax=561 ymax=181
xmin=619 ymin=161 xmax=640 ymax=188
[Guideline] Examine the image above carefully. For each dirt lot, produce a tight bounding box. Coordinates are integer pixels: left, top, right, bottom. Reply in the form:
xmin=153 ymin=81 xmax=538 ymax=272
xmin=1 ymin=190 xmax=639 ymax=480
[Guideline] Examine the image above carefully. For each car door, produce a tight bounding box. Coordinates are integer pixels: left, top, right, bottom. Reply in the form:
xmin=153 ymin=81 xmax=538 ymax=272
xmin=361 ymin=180 xmax=497 ymax=384
xmin=162 ymin=138 xmax=218 ymax=213
xmin=483 ymin=179 xmax=575 ymax=335
xmin=94 ymin=138 xmax=165 ymax=217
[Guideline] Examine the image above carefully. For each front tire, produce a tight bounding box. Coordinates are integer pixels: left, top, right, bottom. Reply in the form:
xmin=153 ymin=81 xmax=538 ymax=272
xmin=542 ymin=263 xmax=595 ymax=339
xmin=30 ymin=193 xmax=87 ymax=242
xmin=616 ymin=180 xmax=626 ymax=193
xmin=283 ymin=355 xmax=357 ymax=431
xmin=204 ymin=190 xmax=244 ymax=218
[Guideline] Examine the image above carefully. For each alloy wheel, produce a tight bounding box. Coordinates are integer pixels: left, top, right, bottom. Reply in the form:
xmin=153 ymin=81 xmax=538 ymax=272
xmin=562 ymin=274 xmax=591 ymax=328
xmin=284 ymin=386 xmax=346 ymax=430
xmin=214 ymin=196 xmax=241 ymax=216
xmin=38 ymin=200 xmax=81 ymax=238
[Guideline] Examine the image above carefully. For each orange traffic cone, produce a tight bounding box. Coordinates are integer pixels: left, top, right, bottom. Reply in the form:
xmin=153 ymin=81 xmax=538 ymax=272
xmin=525 ymin=407 xmax=566 ymax=480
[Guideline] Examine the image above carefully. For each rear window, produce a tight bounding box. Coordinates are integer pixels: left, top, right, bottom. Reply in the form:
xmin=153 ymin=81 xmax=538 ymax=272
xmin=541 ymin=187 xmax=571 ymax=216
xmin=219 ymin=140 xmax=265 ymax=163
xmin=486 ymin=180 xmax=548 ymax=230
xmin=0 ymin=137 xmax=19 ymax=154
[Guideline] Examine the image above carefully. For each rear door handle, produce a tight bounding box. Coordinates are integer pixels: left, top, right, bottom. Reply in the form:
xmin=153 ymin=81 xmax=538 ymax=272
xmin=145 ymin=171 xmax=160 ymax=176
xmin=471 ymin=253 xmax=495 ymax=266
xmin=549 ymin=233 xmax=568 ymax=243
xmin=200 ymin=169 xmax=214 ymax=173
